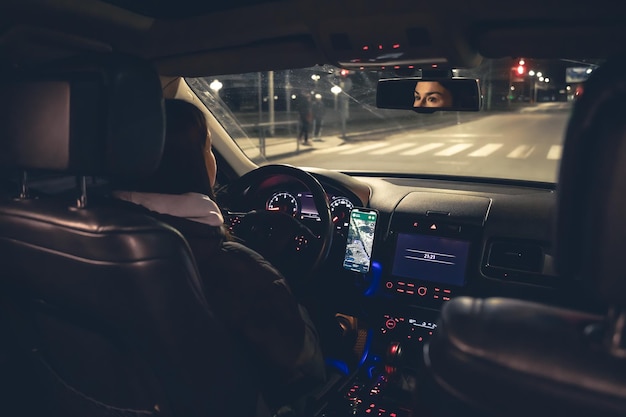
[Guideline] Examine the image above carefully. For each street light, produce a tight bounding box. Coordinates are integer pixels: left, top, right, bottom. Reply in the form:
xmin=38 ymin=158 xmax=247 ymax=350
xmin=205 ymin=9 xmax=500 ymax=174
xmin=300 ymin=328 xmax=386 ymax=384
xmin=331 ymin=85 xmax=342 ymax=111
xmin=209 ymin=79 xmax=223 ymax=93
xmin=544 ymin=78 xmax=550 ymax=83
xmin=331 ymin=85 xmax=345 ymax=138
xmin=311 ymin=74 xmax=321 ymax=81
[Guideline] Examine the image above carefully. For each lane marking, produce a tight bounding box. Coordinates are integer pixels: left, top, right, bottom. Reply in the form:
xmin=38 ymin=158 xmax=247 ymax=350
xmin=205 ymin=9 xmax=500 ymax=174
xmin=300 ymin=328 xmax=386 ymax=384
xmin=370 ymin=143 xmax=415 ymax=155
xmin=401 ymin=143 xmax=444 ymax=156
xmin=547 ymin=145 xmax=562 ymax=160
xmin=340 ymin=143 xmax=387 ymax=155
xmin=507 ymin=145 xmax=535 ymax=159
xmin=435 ymin=143 xmax=474 ymax=156
xmin=468 ymin=143 xmax=503 ymax=157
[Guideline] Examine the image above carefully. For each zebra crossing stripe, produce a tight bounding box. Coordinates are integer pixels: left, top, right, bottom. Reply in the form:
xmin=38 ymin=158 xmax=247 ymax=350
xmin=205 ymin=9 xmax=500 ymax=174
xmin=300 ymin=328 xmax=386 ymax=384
xmin=340 ymin=143 xmax=388 ymax=155
xmin=547 ymin=145 xmax=562 ymax=160
xmin=435 ymin=143 xmax=474 ymax=156
xmin=315 ymin=144 xmax=356 ymax=154
xmin=507 ymin=145 xmax=535 ymax=159
xmin=400 ymin=143 xmax=444 ymax=156
xmin=468 ymin=143 xmax=503 ymax=157
xmin=311 ymin=141 xmax=562 ymax=160
xmin=370 ymin=143 xmax=415 ymax=155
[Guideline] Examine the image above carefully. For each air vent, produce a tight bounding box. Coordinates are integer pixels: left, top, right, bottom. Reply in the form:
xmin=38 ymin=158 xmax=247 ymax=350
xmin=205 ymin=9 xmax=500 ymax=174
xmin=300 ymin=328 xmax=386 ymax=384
xmin=487 ymin=241 xmax=543 ymax=273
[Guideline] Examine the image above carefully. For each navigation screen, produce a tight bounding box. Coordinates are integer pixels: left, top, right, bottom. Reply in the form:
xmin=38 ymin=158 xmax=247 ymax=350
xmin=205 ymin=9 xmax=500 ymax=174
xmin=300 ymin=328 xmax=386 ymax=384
xmin=391 ymin=233 xmax=470 ymax=286
xmin=343 ymin=208 xmax=378 ymax=273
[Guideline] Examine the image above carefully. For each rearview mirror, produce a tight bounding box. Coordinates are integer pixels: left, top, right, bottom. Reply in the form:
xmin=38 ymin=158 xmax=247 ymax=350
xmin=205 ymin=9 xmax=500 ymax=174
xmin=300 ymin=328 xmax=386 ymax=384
xmin=376 ymin=78 xmax=482 ymax=113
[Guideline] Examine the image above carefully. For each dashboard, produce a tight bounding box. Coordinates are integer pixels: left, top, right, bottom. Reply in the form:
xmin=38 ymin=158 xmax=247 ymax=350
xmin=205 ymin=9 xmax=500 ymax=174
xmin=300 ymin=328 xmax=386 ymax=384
xmin=223 ymin=167 xmax=597 ymax=379
xmin=227 ymin=168 xmax=580 ymax=304
xmin=281 ymin=171 xmax=599 ymax=417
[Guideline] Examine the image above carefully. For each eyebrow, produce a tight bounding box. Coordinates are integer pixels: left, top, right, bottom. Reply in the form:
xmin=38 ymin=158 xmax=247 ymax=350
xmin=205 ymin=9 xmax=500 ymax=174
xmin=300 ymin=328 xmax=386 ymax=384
xmin=414 ymin=91 xmax=445 ymax=97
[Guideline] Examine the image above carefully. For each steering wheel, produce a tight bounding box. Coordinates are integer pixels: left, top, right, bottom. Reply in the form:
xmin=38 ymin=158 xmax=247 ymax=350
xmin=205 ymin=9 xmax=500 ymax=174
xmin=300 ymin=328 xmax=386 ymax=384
xmin=222 ymin=164 xmax=334 ymax=284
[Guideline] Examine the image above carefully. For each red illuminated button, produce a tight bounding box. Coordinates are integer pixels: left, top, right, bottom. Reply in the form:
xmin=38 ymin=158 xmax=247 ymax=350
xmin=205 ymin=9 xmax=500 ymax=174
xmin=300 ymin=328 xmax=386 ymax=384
xmin=417 ymin=286 xmax=427 ymax=296
xmin=385 ymin=319 xmax=396 ymax=330
xmin=385 ymin=281 xmax=394 ymax=289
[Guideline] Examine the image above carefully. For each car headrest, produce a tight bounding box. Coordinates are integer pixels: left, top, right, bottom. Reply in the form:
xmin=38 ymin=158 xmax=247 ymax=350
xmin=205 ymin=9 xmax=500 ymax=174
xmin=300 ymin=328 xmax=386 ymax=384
xmin=0 ymin=53 xmax=165 ymax=177
xmin=556 ymin=56 xmax=626 ymax=304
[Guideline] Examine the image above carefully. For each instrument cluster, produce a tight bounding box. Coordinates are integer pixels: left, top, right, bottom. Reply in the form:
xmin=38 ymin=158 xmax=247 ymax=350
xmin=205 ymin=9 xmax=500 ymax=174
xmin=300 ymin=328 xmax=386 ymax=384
xmin=266 ymin=190 xmax=356 ymax=233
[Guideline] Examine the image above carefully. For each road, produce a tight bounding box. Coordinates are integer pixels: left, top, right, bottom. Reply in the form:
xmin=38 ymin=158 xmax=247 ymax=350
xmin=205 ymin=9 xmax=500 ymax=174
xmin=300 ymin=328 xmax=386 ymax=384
xmin=273 ymin=104 xmax=570 ymax=183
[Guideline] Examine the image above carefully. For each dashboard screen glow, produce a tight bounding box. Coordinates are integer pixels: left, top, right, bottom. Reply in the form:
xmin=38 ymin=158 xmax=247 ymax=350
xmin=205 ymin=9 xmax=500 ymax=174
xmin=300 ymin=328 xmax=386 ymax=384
xmin=391 ymin=233 xmax=470 ymax=286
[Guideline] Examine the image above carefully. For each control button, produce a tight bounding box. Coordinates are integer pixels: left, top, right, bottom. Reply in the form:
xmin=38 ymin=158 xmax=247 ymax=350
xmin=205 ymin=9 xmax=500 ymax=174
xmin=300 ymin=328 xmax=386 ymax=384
xmin=385 ymin=319 xmax=396 ymax=330
xmin=385 ymin=281 xmax=394 ymax=289
xmin=417 ymin=286 xmax=427 ymax=296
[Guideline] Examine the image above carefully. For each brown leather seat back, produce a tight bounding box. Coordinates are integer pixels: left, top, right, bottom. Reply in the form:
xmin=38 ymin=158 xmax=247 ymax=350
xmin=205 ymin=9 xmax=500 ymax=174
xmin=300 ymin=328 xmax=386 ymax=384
xmin=0 ymin=54 xmax=259 ymax=417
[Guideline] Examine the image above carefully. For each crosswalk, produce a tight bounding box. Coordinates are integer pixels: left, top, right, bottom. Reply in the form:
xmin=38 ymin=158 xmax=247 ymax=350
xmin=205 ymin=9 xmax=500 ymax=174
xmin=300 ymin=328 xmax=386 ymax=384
xmin=313 ymin=142 xmax=563 ymax=160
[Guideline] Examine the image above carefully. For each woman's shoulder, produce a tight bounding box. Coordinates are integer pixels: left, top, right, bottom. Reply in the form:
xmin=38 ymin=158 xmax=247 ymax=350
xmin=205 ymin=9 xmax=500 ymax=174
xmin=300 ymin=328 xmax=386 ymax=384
xmin=113 ymin=191 xmax=224 ymax=227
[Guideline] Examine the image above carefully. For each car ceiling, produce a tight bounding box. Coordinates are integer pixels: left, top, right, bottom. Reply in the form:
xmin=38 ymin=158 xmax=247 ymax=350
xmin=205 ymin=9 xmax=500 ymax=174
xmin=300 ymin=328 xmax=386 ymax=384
xmin=0 ymin=0 xmax=625 ymax=76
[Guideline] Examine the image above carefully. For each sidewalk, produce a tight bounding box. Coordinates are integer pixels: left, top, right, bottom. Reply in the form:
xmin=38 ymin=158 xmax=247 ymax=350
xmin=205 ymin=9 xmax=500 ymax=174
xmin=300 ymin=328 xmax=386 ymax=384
xmin=237 ymin=134 xmax=345 ymax=163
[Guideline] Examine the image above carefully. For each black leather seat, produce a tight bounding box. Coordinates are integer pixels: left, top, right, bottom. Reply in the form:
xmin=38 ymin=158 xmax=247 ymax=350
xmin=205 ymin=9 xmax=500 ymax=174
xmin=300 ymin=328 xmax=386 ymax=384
xmin=0 ymin=54 xmax=261 ymax=417
xmin=424 ymin=56 xmax=626 ymax=417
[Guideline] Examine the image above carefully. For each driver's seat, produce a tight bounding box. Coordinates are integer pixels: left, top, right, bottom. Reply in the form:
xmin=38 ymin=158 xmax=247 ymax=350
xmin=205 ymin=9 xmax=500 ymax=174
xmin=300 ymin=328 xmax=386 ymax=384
xmin=0 ymin=54 xmax=261 ymax=417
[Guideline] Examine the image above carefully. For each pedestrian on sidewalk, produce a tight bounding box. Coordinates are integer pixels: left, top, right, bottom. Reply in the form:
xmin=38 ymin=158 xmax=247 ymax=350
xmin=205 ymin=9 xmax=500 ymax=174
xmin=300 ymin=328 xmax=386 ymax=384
xmin=312 ymin=95 xmax=326 ymax=141
xmin=297 ymin=93 xmax=313 ymax=145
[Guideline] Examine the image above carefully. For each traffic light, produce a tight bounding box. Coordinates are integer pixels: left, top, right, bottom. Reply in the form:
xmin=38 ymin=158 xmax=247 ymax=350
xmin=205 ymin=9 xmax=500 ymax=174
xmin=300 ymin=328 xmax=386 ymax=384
xmin=516 ymin=59 xmax=526 ymax=75
xmin=340 ymin=69 xmax=349 ymax=77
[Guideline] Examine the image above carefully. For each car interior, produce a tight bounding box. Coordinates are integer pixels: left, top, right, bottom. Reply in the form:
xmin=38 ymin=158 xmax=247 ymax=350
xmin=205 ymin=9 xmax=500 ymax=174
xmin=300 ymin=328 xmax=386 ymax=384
xmin=1 ymin=1 xmax=626 ymax=417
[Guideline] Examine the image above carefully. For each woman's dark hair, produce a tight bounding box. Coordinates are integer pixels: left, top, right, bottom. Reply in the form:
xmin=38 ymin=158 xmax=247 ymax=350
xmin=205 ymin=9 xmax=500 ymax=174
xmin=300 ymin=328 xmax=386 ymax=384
xmin=116 ymin=98 xmax=214 ymax=198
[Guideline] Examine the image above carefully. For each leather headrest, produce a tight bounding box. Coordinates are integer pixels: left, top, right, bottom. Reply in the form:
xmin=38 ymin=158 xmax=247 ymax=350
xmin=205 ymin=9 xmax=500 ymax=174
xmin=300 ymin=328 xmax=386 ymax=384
xmin=0 ymin=53 xmax=165 ymax=177
xmin=556 ymin=56 xmax=626 ymax=304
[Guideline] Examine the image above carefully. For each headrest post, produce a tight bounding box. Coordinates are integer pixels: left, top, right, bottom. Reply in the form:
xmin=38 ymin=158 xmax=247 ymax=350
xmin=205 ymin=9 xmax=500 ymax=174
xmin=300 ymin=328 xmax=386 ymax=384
xmin=18 ymin=171 xmax=29 ymax=200
xmin=76 ymin=176 xmax=87 ymax=209
xmin=605 ymin=306 xmax=626 ymax=358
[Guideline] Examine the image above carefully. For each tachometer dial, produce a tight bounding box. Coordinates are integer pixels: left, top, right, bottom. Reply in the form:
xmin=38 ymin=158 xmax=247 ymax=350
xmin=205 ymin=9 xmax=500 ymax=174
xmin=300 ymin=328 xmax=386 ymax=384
xmin=267 ymin=192 xmax=299 ymax=217
xmin=330 ymin=197 xmax=354 ymax=227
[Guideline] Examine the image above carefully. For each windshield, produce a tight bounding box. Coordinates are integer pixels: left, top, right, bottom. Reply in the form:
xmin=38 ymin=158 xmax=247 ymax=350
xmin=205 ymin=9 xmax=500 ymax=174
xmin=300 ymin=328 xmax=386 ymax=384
xmin=188 ymin=58 xmax=595 ymax=183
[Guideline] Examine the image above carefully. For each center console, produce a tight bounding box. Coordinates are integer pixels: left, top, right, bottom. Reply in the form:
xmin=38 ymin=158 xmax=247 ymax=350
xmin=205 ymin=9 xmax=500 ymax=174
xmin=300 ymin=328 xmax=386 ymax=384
xmin=314 ymin=192 xmax=491 ymax=416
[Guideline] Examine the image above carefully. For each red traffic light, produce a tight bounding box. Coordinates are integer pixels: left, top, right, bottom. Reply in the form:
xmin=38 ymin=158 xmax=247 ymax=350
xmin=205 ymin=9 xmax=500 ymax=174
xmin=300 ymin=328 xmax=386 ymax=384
xmin=340 ymin=69 xmax=349 ymax=77
xmin=516 ymin=65 xmax=525 ymax=75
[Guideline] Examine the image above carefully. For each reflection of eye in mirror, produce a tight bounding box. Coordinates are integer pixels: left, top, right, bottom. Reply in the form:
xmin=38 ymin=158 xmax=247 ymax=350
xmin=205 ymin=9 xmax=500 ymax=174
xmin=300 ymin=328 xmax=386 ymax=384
xmin=377 ymin=77 xmax=481 ymax=113
xmin=413 ymin=81 xmax=454 ymax=108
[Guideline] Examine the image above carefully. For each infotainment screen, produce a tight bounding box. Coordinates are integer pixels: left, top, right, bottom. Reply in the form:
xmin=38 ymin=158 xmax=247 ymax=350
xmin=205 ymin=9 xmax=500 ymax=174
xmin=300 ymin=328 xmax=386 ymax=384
xmin=391 ymin=233 xmax=470 ymax=286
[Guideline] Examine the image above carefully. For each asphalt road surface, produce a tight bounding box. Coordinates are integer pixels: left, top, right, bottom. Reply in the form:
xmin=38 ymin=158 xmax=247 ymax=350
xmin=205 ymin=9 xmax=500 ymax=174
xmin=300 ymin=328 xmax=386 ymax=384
xmin=276 ymin=104 xmax=570 ymax=183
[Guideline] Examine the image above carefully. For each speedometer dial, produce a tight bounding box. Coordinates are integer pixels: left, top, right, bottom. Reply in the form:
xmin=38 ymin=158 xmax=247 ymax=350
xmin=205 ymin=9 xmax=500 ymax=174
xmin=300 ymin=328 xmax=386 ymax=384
xmin=267 ymin=192 xmax=299 ymax=217
xmin=330 ymin=197 xmax=354 ymax=227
